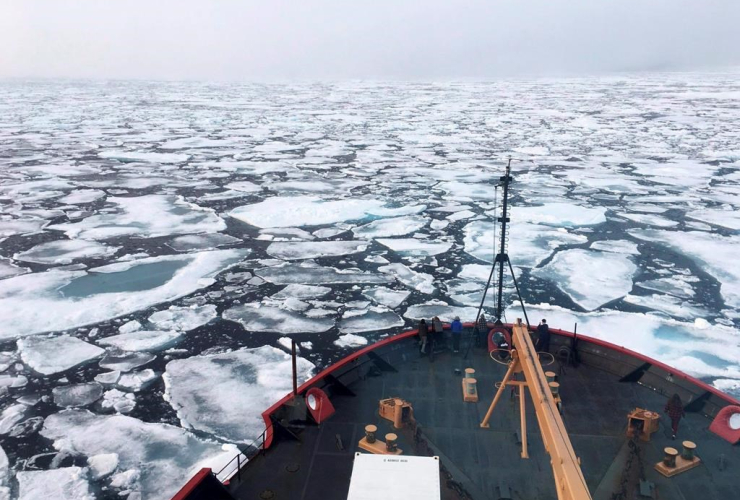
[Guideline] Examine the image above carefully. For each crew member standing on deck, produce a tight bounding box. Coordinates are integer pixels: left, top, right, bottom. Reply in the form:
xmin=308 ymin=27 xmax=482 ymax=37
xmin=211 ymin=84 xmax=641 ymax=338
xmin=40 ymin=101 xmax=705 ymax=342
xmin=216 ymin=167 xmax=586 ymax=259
xmin=475 ymin=313 xmax=488 ymax=347
xmin=665 ymin=393 xmax=685 ymax=440
xmin=535 ymin=319 xmax=551 ymax=352
xmin=432 ymin=316 xmax=443 ymax=350
xmin=451 ymin=316 xmax=463 ymax=353
xmin=418 ymin=319 xmax=429 ymax=354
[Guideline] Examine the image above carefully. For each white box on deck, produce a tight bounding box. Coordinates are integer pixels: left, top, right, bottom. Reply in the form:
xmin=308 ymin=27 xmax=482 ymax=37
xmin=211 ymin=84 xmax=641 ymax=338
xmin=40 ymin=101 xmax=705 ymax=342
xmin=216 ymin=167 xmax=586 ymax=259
xmin=347 ymin=453 xmax=441 ymax=500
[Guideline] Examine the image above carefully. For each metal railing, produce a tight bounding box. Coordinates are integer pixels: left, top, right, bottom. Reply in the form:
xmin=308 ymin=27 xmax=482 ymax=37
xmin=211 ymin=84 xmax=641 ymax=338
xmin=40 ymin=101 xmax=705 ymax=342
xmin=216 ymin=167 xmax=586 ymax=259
xmin=214 ymin=427 xmax=268 ymax=484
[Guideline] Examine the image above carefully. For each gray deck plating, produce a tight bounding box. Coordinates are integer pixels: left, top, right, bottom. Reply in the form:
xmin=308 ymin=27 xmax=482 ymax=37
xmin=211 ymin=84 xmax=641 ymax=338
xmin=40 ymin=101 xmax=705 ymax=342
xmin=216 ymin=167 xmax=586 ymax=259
xmin=230 ymin=337 xmax=739 ymax=500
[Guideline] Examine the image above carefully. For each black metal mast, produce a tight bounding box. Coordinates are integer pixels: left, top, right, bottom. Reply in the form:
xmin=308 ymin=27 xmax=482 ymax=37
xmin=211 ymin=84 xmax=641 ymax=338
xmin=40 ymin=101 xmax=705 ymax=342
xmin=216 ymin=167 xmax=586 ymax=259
xmin=494 ymin=159 xmax=512 ymax=324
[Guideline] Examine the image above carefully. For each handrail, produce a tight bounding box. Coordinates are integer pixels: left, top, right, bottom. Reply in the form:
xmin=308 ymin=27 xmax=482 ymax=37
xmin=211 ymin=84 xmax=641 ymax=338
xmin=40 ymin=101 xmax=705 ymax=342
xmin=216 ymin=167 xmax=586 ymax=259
xmin=214 ymin=427 xmax=267 ymax=483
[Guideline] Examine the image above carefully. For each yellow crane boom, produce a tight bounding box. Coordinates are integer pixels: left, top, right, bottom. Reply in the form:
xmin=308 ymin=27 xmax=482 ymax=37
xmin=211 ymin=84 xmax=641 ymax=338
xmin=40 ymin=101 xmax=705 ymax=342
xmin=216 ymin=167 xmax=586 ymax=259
xmin=480 ymin=319 xmax=592 ymax=500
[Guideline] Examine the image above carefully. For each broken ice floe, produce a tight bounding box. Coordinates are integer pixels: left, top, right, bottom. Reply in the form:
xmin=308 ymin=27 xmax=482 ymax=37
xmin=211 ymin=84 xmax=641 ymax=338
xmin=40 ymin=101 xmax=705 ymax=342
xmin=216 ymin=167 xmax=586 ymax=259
xmin=14 ymin=239 xmax=119 ymax=265
xmin=352 ymin=216 xmax=428 ymax=239
xmin=378 ymin=263 xmax=435 ymax=294
xmin=17 ymin=467 xmax=94 ymax=500
xmin=163 ymin=346 xmax=314 ymax=443
xmin=18 ymin=335 xmax=104 ymax=375
xmin=362 ymin=287 xmax=410 ymax=309
xmin=338 ymin=308 xmax=404 ymax=334
xmin=272 ymin=284 xmax=331 ymax=300
xmin=533 ymin=249 xmax=637 ymax=311
xmin=166 ymin=233 xmax=242 ymax=252
xmin=98 ymin=330 xmax=183 ymax=351
xmin=266 ymin=241 xmax=368 ymax=260
xmin=52 ymin=383 xmax=104 ymax=408
xmin=41 ymin=409 xmax=238 ymax=500
xmin=376 ymin=238 xmax=452 ymax=257
xmin=334 ymin=333 xmax=369 ymax=348
xmin=99 ymin=350 xmax=155 ymax=372
xmin=0 ymin=249 xmax=246 ymax=339
xmin=514 ymin=203 xmax=606 ymax=227
xmin=256 ymin=262 xmax=391 ymax=285
xmin=51 ymin=195 xmax=225 ymax=239
xmin=404 ymin=302 xmax=481 ymax=322
xmin=223 ymin=303 xmax=334 ymax=333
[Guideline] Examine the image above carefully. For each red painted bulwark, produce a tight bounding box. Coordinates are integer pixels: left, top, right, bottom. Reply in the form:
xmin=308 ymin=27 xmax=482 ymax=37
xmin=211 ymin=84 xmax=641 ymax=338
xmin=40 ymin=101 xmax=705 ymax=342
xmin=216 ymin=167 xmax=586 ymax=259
xmin=170 ymin=468 xmax=211 ymax=500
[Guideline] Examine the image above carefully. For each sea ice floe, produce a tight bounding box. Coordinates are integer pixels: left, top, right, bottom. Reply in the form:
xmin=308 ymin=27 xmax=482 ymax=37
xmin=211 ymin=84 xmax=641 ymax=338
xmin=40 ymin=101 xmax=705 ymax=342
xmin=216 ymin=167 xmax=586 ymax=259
xmin=0 ymin=218 xmax=48 ymax=238
xmin=378 ymin=263 xmax=435 ymax=294
xmin=533 ymin=249 xmax=637 ymax=311
xmin=272 ymin=284 xmax=331 ymax=300
xmin=258 ymin=227 xmax=315 ymax=241
xmin=88 ymin=453 xmax=119 ymax=480
xmin=590 ymin=239 xmax=640 ymax=255
xmin=166 ymin=233 xmax=241 ymax=252
xmin=229 ymin=195 xmax=424 ymax=228
xmin=17 ymin=467 xmax=93 ymax=500
xmin=57 ymin=189 xmax=106 ymax=205
xmin=118 ymin=369 xmax=158 ymax=392
xmin=0 ymin=405 xmax=27 ymax=435
xmin=51 ymin=195 xmax=226 ymax=239
xmin=98 ymin=150 xmax=190 ymax=163
xmin=0 ymin=258 xmax=29 ymax=280
xmin=101 ymin=389 xmax=136 ymax=413
xmin=18 ymin=335 xmax=104 ymax=375
xmin=404 ymin=302 xmax=481 ymax=322
xmin=338 ymin=308 xmax=404 ymax=334
xmin=163 ymin=346 xmax=314 ymax=443
xmin=334 ymin=333 xmax=369 ymax=347
xmin=52 ymin=383 xmax=104 ymax=407
xmin=256 ymin=262 xmax=392 ymax=285
xmin=223 ymin=303 xmax=335 ymax=333
xmin=514 ymin=203 xmax=606 ymax=227
xmin=41 ymin=409 xmax=237 ymax=500
xmin=362 ymin=287 xmax=411 ymax=309
xmin=14 ymin=239 xmax=119 ymax=265
xmin=376 ymin=238 xmax=452 ymax=257
xmin=630 ymin=229 xmax=740 ymax=309
xmin=266 ymin=241 xmax=368 ymax=260
xmin=617 ymin=212 xmax=678 ymax=228
xmin=687 ymin=208 xmax=740 ymax=230
xmin=0 ymin=249 xmax=247 ymax=339
xmin=99 ymin=350 xmax=155 ymax=372
xmin=98 ymin=330 xmax=183 ymax=351
xmin=352 ymin=216 xmax=428 ymax=239
xmin=148 ymin=304 xmax=217 ymax=331
xmin=635 ymin=277 xmax=695 ymax=299
xmin=623 ymin=294 xmax=707 ymax=320
xmin=464 ymin=220 xmax=586 ymax=267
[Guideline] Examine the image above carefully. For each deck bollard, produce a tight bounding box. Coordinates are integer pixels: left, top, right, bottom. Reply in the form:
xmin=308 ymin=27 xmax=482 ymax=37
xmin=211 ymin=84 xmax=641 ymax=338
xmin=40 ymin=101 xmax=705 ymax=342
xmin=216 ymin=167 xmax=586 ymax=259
xmin=663 ymin=447 xmax=678 ymax=468
xmin=549 ymin=382 xmax=560 ymax=397
xmin=385 ymin=433 xmax=398 ymax=452
xmin=681 ymin=441 xmax=696 ymax=460
xmin=545 ymin=371 xmax=556 ymax=383
xmin=365 ymin=424 xmax=377 ymax=444
xmin=467 ymin=378 xmax=477 ymax=396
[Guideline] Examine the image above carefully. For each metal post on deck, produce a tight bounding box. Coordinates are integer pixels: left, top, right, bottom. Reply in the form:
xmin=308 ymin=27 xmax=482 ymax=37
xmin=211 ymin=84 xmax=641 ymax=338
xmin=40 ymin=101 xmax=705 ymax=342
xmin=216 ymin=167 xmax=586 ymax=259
xmin=291 ymin=339 xmax=298 ymax=396
xmin=237 ymin=453 xmax=241 ymax=481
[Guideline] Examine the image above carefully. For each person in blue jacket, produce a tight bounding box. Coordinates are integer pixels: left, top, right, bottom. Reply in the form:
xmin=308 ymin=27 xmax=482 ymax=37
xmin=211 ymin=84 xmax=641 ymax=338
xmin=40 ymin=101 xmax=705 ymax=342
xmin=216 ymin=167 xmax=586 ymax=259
xmin=451 ymin=316 xmax=463 ymax=353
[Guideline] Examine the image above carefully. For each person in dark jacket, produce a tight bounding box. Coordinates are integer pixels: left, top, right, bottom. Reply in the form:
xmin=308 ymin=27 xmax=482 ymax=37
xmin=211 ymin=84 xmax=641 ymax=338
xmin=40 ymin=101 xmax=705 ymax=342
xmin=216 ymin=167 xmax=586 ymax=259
xmin=475 ymin=313 xmax=487 ymax=347
xmin=535 ymin=319 xmax=550 ymax=352
xmin=665 ymin=393 xmax=685 ymax=439
xmin=450 ymin=316 xmax=463 ymax=353
xmin=418 ymin=319 xmax=428 ymax=354
xmin=432 ymin=316 xmax=443 ymax=350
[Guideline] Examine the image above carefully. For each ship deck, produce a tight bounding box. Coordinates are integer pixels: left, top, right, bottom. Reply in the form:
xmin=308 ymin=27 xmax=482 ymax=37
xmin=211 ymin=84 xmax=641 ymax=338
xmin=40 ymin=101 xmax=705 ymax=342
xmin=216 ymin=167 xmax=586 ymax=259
xmin=226 ymin=332 xmax=739 ymax=500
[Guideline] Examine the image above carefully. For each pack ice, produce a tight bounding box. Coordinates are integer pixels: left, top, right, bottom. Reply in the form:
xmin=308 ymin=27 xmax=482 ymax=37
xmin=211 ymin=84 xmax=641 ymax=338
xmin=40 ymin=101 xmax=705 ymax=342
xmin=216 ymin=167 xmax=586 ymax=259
xmin=0 ymin=249 xmax=247 ymax=339
xmin=18 ymin=335 xmax=104 ymax=375
xmin=164 ymin=346 xmax=315 ymax=443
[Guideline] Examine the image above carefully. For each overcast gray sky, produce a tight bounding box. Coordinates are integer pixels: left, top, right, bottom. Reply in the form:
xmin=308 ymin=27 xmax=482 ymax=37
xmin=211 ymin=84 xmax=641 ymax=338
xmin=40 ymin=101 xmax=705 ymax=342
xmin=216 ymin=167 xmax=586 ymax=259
xmin=2 ymin=0 xmax=739 ymax=80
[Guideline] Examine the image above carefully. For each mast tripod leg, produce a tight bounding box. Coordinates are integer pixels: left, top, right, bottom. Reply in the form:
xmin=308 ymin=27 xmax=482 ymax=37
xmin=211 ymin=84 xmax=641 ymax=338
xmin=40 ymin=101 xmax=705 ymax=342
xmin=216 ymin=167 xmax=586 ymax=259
xmin=480 ymin=355 xmax=519 ymax=428
xmin=519 ymin=383 xmax=529 ymax=458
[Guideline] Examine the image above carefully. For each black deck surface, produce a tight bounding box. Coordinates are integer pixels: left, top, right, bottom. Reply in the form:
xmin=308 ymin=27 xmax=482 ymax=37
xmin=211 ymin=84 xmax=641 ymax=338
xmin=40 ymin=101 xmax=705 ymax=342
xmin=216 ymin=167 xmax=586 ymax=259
xmin=231 ymin=337 xmax=739 ymax=500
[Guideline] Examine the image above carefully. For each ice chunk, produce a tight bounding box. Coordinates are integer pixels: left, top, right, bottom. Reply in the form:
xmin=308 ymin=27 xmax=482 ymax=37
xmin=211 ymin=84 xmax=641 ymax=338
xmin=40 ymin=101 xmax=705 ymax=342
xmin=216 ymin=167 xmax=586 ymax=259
xmin=404 ymin=303 xmax=481 ymax=322
xmin=119 ymin=320 xmax=142 ymax=334
xmin=41 ymin=409 xmax=237 ymax=500
xmin=258 ymin=227 xmax=315 ymax=241
xmin=163 ymin=346 xmax=314 ymax=442
xmin=630 ymin=229 xmax=740 ymax=309
xmin=95 ymin=370 xmax=121 ymax=385
xmin=118 ymin=369 xmax=158 ymax=392
xmin=99 ymin=350 xmax=155 ymax=372
xmin=378 ymin=263 xmax=434 ymax=294
xmin=0 ymin=258 xmax=29 ymax=280
xmin=101 ymin=389 xmax=136 ymax=413
xmin=687 ymin=208 xmax=740 ymax=230
xmin=272 ymin=284 xmax=331 ymax=300
xmin=0 ymin=444 xmax=8 ymax=488
xmin=98 ymin=330 xmax=183 ymax=351
xmin=514 ymin=203 xmax=606 ymax=227
xmin=533 ymin=249 xmax=636 ymax=311
xmin=15 ymin=239 xmax=120 ymax=265
xmin=464 ymin=220 xmax=586 ymax=267
xmin=17 ymin=467 xmax=93 ymax=500
xmin=334 ymin=333 xmax=368 ymax=347
xmin=0 ymin=404 xmax=27 ymax=434
xmin=88 ymin=453 xmax=119 ymax=480
xmin=225 ymin=181 xmax=262 ymax=192
xmin=58 ymin=189 xmax=106 ymax=205
xmin=223 ymin=303 xmax=334 ymax=333
xmin=230 ymin=195 xmax=424 ymax=228
xmin=51 ymin=195 xmax=225 ymax=240
xmin=362 ymin=287 xmax=410 ymax=309
xmin=339 ymin=309 xmax=404 ymax=334
xmin=0 ymin=249 xmax=247 ymax=339
xmin=52 ymin=383 xmax=104 ymax=407
xmin=0 ymin=219 xmax=47 ymax=238
xmin=376 ymin=238 xmax=452 ymax=257
xmin=166 ymin=233 xmax=241 ymax=252
xmin=110 ymin=469 xmax=139 ymax=489
xmin=256 ymin=262 xmax=391 ymax=285
xmin=148 ymin=305 xmax=217 ymax=331
xmin=635 ymin=277 xmax=695 ymax=299
xmin=98 ymin=150 xmax=190 ymax=163
xmin=18 ymin=336 xmax=104 ymax=375
xmin=617 ymin=212 xmax=678 ymax=228
xmin=266 ymin=241 xmax=368 ymax=260
xmin=624 ymin=294 xmax=707 ymax=320
xmin=590 ymin=240 xmax=640 ymax=255
xmin=352 ymin=216 xmax=427 ymax=239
